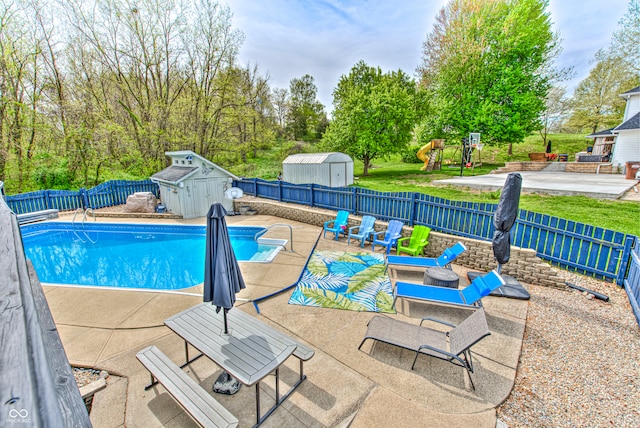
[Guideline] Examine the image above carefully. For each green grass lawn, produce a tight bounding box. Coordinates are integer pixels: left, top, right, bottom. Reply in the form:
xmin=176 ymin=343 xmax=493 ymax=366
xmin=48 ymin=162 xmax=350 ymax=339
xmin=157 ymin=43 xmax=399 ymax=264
xmin=355 ymin=157 xmax=639 ymax=236
xmin=237 ymin=135 xmax=639 ymax=236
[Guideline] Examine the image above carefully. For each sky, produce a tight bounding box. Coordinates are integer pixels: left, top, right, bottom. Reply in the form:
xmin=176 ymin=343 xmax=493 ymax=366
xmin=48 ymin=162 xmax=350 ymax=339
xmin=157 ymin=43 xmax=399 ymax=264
xmin=226 ymin=0 xmax=630 ymax=113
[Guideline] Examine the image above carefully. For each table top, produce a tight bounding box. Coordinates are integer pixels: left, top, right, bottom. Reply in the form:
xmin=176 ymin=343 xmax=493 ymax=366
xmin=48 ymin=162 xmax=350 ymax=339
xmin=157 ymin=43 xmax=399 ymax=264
xmin=165 ymin=303 xmax=296 ymax=386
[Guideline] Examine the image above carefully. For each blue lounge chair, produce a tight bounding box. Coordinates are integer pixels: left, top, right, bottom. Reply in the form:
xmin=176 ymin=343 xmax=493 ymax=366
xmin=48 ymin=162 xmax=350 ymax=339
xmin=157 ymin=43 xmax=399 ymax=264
xmin=323 ymin=210 xmax=349 ymax=240
xmin=394 ymin=270 xmax=505 ymax=309
xmin=371 ymin=220 xmax=404 ymax=254
xmin=347 ymin=215 xmax=376 ymax=247
xmin=387 ymin=242 xmax=467 ymax=269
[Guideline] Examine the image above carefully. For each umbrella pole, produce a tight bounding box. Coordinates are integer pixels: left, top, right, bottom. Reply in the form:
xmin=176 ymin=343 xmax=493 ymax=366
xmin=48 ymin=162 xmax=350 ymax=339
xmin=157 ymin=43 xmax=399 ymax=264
xmin=223 ymin=311 xmax=229 ymax=334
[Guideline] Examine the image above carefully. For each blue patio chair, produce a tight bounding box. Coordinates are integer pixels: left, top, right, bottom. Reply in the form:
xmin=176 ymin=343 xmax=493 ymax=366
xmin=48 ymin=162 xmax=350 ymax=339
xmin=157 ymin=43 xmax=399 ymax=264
xmin=387 ymin=242 xmax=467 ymax=269
xmin=371 ymin=220 xmax=404 ymax=254
xmin=347 ymin=215 xmax=376 ymax=247
xmin=393 ymin=270 xmax=505 ymax=309
xmin=323 ymin=210 xmax=349 ymax=240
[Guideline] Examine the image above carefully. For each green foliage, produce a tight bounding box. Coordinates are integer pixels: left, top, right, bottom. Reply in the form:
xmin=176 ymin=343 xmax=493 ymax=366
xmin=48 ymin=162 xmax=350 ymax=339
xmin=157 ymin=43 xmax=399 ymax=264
xmin=567 ymin=53 xmax=639 ymax=133
xmin=322 ymin=61 xmax=417 ymax=175
xmin=31 ymin=157 xmax=73 ymax=190
xmin=401 ymin=145 xmax=424 ymax=163
xmin=419 ymin=0 xmax=556 ymax=144
xmin=287 ymin=75 xmax=327 ymax=142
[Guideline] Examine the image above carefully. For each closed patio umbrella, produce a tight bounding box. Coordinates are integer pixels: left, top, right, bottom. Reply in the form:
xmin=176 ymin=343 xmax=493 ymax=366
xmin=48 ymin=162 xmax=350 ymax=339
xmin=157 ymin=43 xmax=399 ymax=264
xmin=492 ymin=172 xmax=522 ymax=272
xmin=204 ymin=203 xmax=246 ymax=334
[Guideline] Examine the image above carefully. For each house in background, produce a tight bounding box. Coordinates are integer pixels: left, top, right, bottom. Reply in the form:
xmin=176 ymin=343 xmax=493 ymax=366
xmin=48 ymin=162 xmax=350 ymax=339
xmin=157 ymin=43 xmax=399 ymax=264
xmin=587 ymin=86 xmax=640 ymax=172
xmin=151 ymin=151 xmax=239 ymax=219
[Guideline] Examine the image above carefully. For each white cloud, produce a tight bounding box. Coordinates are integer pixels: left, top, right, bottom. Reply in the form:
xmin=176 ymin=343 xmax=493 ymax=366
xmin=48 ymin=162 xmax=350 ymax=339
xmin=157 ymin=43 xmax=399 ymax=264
xmin=227 ymin=0 xmax=630 ymax=111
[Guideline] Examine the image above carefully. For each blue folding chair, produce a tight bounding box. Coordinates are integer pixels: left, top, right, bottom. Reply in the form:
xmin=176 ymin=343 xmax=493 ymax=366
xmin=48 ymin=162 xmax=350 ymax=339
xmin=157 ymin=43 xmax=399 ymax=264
xmin=393 ymin=270 xmax=505 ymax=309
xmin=387 ymin=242 xmax=467 ymax=269
xmin=347 ymin=215 xmax=376 ymax=247
xmin=323 ymin=210 xmax=349 ymax=240
xmin=371 ymin=220 xmax=404 ymax=254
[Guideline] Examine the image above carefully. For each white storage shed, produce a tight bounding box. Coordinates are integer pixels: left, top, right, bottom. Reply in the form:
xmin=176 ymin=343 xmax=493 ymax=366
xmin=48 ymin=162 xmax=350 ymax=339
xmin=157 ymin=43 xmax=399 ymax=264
xmin=282 ymin=152 xmax=354 ymax=187
xmin=151 ymin=151 xmax=239 ymax=219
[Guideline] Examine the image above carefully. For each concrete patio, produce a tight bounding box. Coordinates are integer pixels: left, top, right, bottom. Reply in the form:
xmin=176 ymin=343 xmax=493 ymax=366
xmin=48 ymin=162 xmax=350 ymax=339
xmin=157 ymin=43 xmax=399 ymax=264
xmin=44 ymin=213 xmax=528 ymax=427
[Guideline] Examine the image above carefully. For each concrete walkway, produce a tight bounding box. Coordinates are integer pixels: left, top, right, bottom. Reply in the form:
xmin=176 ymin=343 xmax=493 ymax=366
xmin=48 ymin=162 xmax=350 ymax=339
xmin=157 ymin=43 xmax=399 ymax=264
xmin=434 ymin=171 xmax=638 ymax=199
xmin=45 ymin=213 xmax=528 ymax=427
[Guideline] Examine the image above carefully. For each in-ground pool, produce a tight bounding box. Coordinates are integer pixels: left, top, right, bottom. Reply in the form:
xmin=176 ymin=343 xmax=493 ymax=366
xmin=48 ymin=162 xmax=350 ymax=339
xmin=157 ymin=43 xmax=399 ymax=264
xmin=20 ymin=222 xmax=286 ymax=290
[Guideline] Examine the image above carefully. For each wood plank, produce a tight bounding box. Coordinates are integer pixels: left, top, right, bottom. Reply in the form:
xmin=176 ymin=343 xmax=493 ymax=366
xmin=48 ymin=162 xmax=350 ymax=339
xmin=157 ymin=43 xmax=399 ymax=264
xmin=137 ymin=346 xmax=238 ymax=428
xmin=165 ymin=305 xmax=296 ymax=386
xmin=0 ymin=200 xmax=90 ymax=427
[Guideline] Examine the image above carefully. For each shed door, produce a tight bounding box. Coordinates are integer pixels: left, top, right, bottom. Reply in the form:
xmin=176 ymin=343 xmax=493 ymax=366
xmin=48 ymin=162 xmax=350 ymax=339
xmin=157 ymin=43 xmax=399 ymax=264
xmin=192 ymin=178 xmax=228 ymax=217
xmin=330 ymin=163 xmax=346 ymax=187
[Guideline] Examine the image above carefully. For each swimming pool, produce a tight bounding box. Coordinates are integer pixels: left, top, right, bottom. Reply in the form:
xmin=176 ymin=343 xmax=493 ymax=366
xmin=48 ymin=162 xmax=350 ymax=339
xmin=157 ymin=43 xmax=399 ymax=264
xmin=20 ymin=222 xmax=286 ymax=290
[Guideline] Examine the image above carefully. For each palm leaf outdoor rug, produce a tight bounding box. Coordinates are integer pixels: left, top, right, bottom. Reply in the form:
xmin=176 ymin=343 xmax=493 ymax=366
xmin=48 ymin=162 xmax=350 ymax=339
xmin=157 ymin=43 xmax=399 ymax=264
xmin=288 ymin=251 xmax=395 ymax=313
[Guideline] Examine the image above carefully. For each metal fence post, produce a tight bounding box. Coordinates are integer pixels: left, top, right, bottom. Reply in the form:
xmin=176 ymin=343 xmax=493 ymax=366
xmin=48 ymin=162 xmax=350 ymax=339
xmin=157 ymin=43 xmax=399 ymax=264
xmin=80 ymin=188 xmax=88 ymax=209
xmin=410 ymin=193 xmax=420 ymax=226
xmin=352 ymin=187 xmax=358 ymax=214
xmin=617 ymin=235 xmax=637 ymax=286
xmin=310 ymin=184 xmax=315 ymax=207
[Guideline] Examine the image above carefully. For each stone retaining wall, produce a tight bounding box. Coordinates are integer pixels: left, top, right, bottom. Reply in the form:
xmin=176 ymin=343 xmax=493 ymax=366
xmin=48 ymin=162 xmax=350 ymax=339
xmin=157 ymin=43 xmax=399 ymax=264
xmin=492 ymin=162 xmax=548 ymax=174
xmin=494 ymin=161 xmax=619 ymax=175
xmin=234 ymin=197 xmax=565 ymax=288
xmin=565 ymin=163 xmax=616 ymax=174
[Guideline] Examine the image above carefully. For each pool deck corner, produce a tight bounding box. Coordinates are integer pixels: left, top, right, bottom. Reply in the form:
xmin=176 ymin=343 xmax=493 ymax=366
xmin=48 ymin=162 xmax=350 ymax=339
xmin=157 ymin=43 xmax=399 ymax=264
xmin=45 ymin=212 xmax=527 ymax=428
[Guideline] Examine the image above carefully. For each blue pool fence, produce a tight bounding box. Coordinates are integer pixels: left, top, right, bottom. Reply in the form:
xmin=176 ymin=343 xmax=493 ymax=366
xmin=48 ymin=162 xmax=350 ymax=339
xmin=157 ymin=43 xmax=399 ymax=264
xmin=6 ymin=177 xmax=639 ymax=324
xmin=6 ymin=180 xmax=160 ymax=214
xmin=234 ymin=178 xmax=637 ymax=285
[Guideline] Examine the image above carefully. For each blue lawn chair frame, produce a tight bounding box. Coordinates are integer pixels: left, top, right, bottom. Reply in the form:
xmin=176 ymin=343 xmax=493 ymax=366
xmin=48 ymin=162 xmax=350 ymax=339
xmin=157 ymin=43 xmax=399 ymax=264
xmin=347 ymin=215 xmax=376 ymax=247
xmin=387 ymin=242 xmax=467 ymax=269
xmin=323 ymin=210 xmax=349 ymax=240
xmin=393 ymin=270 xmax=505 ymax=309
xmin=371 ymin=220 xmax=404 ymax=254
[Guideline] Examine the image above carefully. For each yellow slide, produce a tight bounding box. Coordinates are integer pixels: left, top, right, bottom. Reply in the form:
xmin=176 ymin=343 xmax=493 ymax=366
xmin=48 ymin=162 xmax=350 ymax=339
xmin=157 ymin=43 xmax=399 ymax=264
xmin=417 ymin=141 xmax=433 ymax=171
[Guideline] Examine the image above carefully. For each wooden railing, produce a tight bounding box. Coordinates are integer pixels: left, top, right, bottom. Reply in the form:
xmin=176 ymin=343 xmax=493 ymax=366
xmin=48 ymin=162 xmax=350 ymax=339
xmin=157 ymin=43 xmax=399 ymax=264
xmin=0 ymin=197 xmax=91 ymax=426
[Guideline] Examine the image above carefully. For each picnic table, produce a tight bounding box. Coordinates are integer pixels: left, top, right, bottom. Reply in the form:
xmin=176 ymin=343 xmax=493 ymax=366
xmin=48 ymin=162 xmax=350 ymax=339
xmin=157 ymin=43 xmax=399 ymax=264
xmin=164 ymin=303 xmax=313 ymax=426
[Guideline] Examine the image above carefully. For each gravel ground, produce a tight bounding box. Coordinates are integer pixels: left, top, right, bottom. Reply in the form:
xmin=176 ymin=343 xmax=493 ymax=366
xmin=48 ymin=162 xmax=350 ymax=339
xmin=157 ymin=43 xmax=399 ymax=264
xmin=73 ymin=368 xmax=101 ymax=388
xmin=497 ymin=269 xmax=640 ymax=427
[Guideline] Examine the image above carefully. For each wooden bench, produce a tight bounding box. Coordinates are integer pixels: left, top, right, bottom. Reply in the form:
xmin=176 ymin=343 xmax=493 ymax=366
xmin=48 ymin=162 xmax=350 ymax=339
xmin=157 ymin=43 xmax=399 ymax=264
xmin=136 ymin=346 xmax=238 ymax=428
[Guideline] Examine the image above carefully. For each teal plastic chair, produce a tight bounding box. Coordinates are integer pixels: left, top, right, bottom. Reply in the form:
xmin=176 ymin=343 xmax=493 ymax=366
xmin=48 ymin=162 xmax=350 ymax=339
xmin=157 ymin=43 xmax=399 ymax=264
xmin=323 ymin=210 xmax=349 ymax=240
xmin=348 ymin=215 xmax=376 ymax=247
xmin=371 ymin=220 xmax=404 ymax=254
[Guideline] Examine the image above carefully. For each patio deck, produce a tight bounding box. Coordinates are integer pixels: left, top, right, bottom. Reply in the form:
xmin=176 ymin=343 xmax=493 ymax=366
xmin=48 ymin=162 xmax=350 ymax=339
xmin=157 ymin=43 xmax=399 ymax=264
xmin=44 ymin=212 xmax=527 ymax=427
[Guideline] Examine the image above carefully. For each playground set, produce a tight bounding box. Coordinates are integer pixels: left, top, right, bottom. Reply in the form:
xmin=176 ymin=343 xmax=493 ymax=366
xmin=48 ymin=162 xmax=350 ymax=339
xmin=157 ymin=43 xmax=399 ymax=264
xmin=417 ymin=133 xmax=483 ymax=174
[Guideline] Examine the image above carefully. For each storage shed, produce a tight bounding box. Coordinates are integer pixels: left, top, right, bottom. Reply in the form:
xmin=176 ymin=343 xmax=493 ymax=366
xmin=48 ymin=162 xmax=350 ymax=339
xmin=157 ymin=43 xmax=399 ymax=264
xmin=282 ymin=152 xmax=354 ymax=187
xmin=151 ymin=151 xmax=239 ymax=219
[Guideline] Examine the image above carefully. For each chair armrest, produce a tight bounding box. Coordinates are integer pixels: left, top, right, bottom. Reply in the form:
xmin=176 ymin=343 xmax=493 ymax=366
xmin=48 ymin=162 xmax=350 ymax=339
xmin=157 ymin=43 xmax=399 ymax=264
xmin=372 ymin=230 xmax=386 ymax=239
xmin=324 ymin=220 xmax=335 ymax=228
xmin=348 ymin=225 xmax=360 ymax=233
xmin=417 ymin=344 xmax=463 ymax=362
xmin=397 ymin=236 xmax=410 ymax=245
xmin=420 ymin=317 xmax=456 ymax=328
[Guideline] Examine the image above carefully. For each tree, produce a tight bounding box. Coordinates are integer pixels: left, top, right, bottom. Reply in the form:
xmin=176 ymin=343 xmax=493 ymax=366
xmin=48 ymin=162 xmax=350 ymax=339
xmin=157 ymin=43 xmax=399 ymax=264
xmin=566 ymin=50 xmax=638 ymax=133
xmin=287 ymin=74 xmax=326 ymax=142
xmin=418 ymin=0 xmax=557 ymax=148
xmin=611 ymin=0 xmax=640 ymax=74
xmin=271 ymin=87 xmax=290 ymax=137
xmin=538 ymin=85 xmax=570 ymax=143
xmin=321 ymin=60 xmax=417 ymax=176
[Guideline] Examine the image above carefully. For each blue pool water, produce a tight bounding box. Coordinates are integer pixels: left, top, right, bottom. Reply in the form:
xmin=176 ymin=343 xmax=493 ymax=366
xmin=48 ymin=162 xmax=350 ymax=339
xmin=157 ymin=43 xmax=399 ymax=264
xmin=20 ymin=222 xmax=283 ymax=290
